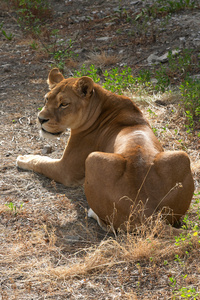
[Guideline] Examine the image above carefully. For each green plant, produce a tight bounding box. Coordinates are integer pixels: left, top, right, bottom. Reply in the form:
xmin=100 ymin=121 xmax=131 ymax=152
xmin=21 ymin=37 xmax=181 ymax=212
xmin=74 ymin=65 xmax=151 ymax=94
xmin=169 ymin=256 xmax=200 ymax=298
xmin=174 ymin=254 xmax=184 ymax=267
xmin=174 ymin=286 xmax=199 ymax=299
xmin=133 ymin=0 xmax=199 ymax=46
xmin=5 ymin=202 xmax=23 ymax=216
xmin=137 ymin=69 xmax=151 ymax=84
xmin=180 ymin=78 xmax=200 ymax=130
xmin=154 ymin=49 xmax=198 ymax=92
xmin=103 ymin=66 xmax=138 ymax=94
xmin=30 ymin=40 xmax=38 ymax=50
xmin=154 ymin=65 xmax=171 ymax=92
xmin=169 ymin=276 xmax=176 ymax=288
xmin=163 ymin=0 xmax=199 ymax=12
xmin=137 ymin=0 xmax=199 ymax=19
xmin=74 ymin=64 xmax=100 ymax=83
xmin=182 ymin=201 xmax=200 ymax=232
xmin=29 ymin=27 xmax=77 ymax=71
xmin=152 ymin=127 xmax=158 ymax=135
xmin=169 ymin=49 xmax=196 ymax=79
xmin=12 ymin=0 xmax=51 ymax=36
xmin=174 ymin=232 xmax=190 ymax=247
xmin=115 ymin=0 xmax=131 ymax=21
xmin=12 ymin=1 xmax=79 ymax=70
xmin=147 ymin=108 xmax=157 ymax=117
xmin=0 ymin=22 xmax=13 ymax=40
xmin=50 ymin=38 xmax=76 ymax=71
xmin=74 ymin=60 xmax=199 ymax=131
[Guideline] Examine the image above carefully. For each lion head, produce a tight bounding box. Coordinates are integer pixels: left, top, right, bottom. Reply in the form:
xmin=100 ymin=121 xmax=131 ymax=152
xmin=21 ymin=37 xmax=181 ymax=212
xmin=38 ymin=68 xmax=95 ymax=138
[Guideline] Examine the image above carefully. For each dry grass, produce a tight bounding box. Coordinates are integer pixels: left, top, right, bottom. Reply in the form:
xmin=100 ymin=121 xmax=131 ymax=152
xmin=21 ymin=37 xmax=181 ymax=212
xmin=86 ymin=51 xmax=121 ymax=67
xmin=1 ymin=192 xmax=199 ymax=299
xmin=0 ymin=87 xmax=200 ymax=298
xmin=46 ymin=208 xmax=200 ymax=280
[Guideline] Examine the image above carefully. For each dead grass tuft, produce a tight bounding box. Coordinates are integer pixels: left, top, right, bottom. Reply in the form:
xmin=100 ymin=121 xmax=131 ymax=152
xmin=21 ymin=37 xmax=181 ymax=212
xmin=47 ymin=213 xmax=189 ymax=279
xmin=86 ymin=51 xmax=121 ymax=67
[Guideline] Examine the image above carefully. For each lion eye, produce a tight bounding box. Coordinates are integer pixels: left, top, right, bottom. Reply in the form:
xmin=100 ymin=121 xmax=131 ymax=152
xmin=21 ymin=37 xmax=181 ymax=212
xmin=60 ymin=103 xmax=69 ymax=108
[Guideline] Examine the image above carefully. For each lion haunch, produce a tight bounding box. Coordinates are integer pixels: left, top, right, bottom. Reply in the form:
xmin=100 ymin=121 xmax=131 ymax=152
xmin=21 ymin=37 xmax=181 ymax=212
xmin=17 ymin=68 xmax=194 ymax=231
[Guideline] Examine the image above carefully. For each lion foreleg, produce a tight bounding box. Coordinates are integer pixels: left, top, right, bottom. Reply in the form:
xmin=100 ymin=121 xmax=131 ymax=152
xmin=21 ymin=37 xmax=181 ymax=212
xmin=16 ymin=155 xmax=72 ymax=186
xmin=17 ymin=155 xmax=55 ymax=171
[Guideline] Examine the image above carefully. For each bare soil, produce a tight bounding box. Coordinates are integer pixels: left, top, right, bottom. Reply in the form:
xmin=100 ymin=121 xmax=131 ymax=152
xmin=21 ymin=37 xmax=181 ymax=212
xmin=0 ymin=1 xmax=200 ymax=299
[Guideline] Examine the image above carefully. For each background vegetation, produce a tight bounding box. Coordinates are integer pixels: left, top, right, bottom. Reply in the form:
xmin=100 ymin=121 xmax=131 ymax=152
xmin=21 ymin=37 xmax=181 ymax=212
xmin=0 ymin=0 xmax=200 ymax=299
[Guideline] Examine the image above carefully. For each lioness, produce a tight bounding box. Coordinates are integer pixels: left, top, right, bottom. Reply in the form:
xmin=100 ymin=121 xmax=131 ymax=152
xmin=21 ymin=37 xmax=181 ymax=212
xmin=17 ymin=68 xmax=194 ymax=230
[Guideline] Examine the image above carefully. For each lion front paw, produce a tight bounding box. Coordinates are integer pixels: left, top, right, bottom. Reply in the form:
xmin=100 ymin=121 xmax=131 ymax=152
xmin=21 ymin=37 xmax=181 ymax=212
xmin=16 ymin=155 xmax=40 ymax=171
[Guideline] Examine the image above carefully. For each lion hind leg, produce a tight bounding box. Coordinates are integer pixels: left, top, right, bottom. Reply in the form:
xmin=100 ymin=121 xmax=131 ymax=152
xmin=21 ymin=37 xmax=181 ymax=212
xmin=88 ymin=208 xmax=108 ymax=231
xmin=85 ymin=151 xmax=134 ymax=230
xmin=152 ymin=151 xmax=194 ymax=223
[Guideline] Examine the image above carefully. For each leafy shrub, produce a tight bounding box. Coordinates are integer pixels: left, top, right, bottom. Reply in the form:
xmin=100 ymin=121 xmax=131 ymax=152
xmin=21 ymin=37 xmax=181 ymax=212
xmin=74 ymin=65 xmax=101 ymax=83
xmin=180 ymin=78 xmax=200 ymax=130
xmin=154 ymin=49 xmax=199 ymax=91
xmin=74 ymin=56 xmax=199 ymax=131
xmin=11 ymin=0 xmax=52 ymax=35
xmin=50 ymin=37 xmax=76 ymax=71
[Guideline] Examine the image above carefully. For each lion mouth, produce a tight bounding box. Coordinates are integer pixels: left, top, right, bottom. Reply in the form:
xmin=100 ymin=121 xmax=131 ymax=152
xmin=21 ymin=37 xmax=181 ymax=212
xmin=41 ymin=128 xmax=63 ymax=136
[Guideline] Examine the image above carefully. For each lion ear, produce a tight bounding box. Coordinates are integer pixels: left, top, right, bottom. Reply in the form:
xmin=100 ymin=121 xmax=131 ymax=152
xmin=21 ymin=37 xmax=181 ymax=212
xmin=47 ymin=68 xmax=64 ymax=89
xmin=74 ymin=76 xmax=94 ymax=98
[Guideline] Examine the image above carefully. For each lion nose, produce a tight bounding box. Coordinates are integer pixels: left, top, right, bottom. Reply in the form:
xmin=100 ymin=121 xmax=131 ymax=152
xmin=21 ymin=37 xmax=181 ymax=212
xmin=38 ymin=116 xmax=49 ymax=125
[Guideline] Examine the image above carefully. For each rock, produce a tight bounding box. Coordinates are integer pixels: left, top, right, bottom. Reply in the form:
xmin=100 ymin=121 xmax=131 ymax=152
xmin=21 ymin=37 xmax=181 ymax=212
xmin=96 ymin=37 xmax=111 ymax=42
xmin=150 ymin=78 xmax=158 ymax=84
xmin=147 ymin=54 xmax=160 ymax=64
xmin=41 ymin=146 xmax=53 ymax=155
xmin=147 ymin=50 xmax=181 ymax=65
xmin=155 ymin=99 xmax=167 ymax=106
xmin=179 ymin=37 xmax=186 ymax=48
xmin=70 ymin=15 xmax=93 ymax=23
xmin=193 ymin=38 xmax=200 ymax=47
xmin=3 ymin=64 xmax=11 ymax=72
xmin=105 ymin=22 xmax=115 ymax=26
xmin=74 ymin=48 xmax=86 ymax=54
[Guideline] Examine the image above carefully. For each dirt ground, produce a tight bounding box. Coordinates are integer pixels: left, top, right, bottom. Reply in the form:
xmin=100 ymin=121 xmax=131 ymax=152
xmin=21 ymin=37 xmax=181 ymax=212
xmin=0 ymin=0 xmax=200 ymax=299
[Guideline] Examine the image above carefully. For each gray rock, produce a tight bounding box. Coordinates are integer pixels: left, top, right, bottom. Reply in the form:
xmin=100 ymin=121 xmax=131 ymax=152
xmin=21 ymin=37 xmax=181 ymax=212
xmin=193 ymin=38 xmax=200 ymax=47
xmin=96 ymin=37 xmax=111 ymax=42
xmin=3 ymin=64 xmax=11 ymax=72
xmin=179 ymin=37 xmax=186 ymax=48
xmin=147 ymin=50 xmax=181 ymax=65
xmin=150 ymin=78 xmax=158 ymax=84
xmin=42 ymin=146 xmax=53 ymax=155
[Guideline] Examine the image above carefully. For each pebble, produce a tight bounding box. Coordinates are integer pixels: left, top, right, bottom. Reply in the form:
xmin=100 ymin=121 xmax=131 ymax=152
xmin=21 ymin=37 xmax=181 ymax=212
xmin=3 ymin=64 xmax=11 ymax=72
xmin=147 ymin=50 xmax=181 ymax=65
xmin=42 ymin=146 xmax=53 ymax=155
xmin=96 ymin=37 xmax=111 ymax=42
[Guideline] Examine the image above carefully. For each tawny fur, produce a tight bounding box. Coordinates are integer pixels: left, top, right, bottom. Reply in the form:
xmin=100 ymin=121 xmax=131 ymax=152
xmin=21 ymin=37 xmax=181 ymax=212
xmin=17 ymin=68 xmax=194 ymax=230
